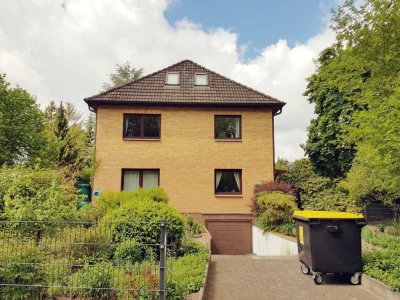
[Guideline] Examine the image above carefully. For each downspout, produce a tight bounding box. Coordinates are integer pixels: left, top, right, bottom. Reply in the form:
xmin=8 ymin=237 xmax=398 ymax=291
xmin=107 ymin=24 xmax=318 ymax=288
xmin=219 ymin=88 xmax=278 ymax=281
xmin=272 ymin=107 xmax=283 ymax=181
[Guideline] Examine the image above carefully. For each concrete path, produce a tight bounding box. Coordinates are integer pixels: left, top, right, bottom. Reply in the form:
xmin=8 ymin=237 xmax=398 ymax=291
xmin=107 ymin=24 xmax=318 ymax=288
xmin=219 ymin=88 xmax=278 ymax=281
xmin=204 ymin=255 xmax=382 ymax=300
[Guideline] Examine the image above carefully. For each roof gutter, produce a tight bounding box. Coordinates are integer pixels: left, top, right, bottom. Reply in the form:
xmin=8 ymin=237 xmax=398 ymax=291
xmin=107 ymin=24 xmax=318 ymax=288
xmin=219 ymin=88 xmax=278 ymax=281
xmin=273 ymin=108 xmax=283 ymax=117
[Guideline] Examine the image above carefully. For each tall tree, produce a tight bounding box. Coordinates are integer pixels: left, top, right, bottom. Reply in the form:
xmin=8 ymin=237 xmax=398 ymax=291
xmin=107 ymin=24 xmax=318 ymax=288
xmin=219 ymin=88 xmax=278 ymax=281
xmin=0 ymin=74 xmax=46 ymax=166
xmin=102 ymin=61 xmax=143 ymax=91
xmin=303 ymin=47 xmax=365 ymax=178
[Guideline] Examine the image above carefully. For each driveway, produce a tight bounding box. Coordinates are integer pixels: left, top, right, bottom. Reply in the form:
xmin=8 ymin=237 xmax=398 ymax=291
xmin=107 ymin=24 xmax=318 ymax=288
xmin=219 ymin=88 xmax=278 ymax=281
xmin=204 ymin=255 xmax=381 ymax=300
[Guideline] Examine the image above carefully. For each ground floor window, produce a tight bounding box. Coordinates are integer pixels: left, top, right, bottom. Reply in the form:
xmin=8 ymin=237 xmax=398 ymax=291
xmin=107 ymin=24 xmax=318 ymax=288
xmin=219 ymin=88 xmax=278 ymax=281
xmin=215 ymin=169 xmax=242 ymax=195
xmin=122 ymin=169 xmax=159 ymax=191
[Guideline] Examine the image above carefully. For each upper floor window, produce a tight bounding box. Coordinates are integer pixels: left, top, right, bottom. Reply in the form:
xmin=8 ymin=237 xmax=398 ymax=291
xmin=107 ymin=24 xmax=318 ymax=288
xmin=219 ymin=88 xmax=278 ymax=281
xmin=124 ymin=114 xmax=161 ymax=139
xmin=122 ymin=169 xmax=159 ymax=191
xmin=166 ymin=72 xmax=179 ymax=85
xmin=214 ymin=115 xmax=241 ymax=139
xmin=195 ymin=73 xmax=208 ymax=86
xmin=215 ymin=169 xmax=242 ymax=195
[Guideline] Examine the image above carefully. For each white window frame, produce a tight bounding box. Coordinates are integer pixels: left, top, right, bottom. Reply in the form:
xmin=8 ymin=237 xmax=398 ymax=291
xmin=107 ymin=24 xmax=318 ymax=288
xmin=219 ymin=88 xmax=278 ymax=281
xmin=195 ymin=73 xmax=208 ymax=86
xmin=165 ymin=72 xmax=180 ymax=85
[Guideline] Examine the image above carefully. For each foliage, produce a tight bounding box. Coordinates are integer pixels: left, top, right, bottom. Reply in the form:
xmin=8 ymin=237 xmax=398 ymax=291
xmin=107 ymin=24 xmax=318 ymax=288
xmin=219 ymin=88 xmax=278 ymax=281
xmin=362 ymin=226 xmax=400 ymax=291
xmin=255 ymin=192 xmax=297 ymax=233
xmin=278 ymin=159 xmax=351 ymax=211
xmin=114 ymin=239 xmax=155 ymax=265
xmin=303 ymin=47 xmax=360 ymax=178
xmin=71 ymin=262 xmax=116 ymax=299
xmin=102 ymin=61 xmax=143 ymax=91
xmin=97 ymin=187 xmax=169 ymax=214
xmin=122 ymin=264 xmax=159 ymax=300
xmin=252 ymin=180 xmax=295 ymax=212
xmin=0 ymin=246 xmax=47 ymax=299
xmin=305 ymin=0 xmax=400 ymax=206
xmin=0 ymin=74 xmax=46 ymax=166
xmin=177 ymin=238 xmax=207 ymax=257
xmin=186 ymin=215 xmax=205 ymax=236
xmin=167 ymin=250 xmax=209 ymax=300
xmin=0 ymin=167 xmax=78 ymax=234
xmin=275 ymin=157 xmax=289 ymax=171
xmin=77 ymin=203 xmax=103 ymax=222
xmin=102 ymin=198 xmax=186 ymax=247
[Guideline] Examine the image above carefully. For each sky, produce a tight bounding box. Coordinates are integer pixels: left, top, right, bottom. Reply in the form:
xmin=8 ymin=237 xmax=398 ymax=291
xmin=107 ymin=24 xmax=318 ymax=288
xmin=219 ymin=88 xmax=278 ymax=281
xmin=0 ymin=0 xmax=340 ymax=161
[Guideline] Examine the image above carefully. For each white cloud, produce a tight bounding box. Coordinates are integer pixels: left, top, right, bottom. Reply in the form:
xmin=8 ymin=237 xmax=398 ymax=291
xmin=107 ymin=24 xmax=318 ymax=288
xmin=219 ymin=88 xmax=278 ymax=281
xmin=0 ymin=0 xmax=335 ymax=161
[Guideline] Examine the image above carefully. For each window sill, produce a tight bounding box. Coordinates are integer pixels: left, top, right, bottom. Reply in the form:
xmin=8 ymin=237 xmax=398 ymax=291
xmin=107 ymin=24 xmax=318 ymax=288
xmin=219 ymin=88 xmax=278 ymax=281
xmin=215 ymin=194 xmax=243 ymax=198
xmin=123 ymin=138 xmax=161 ymax=141
xmin=214 ymin=139 xmax=242 ymax=142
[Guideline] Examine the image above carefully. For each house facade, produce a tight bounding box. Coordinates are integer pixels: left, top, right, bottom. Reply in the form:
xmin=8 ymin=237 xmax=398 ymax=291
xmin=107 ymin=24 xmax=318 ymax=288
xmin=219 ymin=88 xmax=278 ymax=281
xmin=84 ymin=60 xmax=285 ymax=254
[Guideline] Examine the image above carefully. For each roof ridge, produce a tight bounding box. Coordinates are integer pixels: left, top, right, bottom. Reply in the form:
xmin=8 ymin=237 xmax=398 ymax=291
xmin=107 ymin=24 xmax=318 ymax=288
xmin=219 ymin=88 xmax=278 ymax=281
xmin=84 ymin=59 xmax=192 ymax=101
xmin=187 ymin=60 xmax=285 ymax=104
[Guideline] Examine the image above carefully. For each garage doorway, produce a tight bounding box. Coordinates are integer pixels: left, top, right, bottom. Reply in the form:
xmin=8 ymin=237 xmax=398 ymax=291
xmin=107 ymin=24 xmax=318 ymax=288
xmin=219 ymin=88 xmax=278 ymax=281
xmin=206 ymin=220 xmax=252 ymax=255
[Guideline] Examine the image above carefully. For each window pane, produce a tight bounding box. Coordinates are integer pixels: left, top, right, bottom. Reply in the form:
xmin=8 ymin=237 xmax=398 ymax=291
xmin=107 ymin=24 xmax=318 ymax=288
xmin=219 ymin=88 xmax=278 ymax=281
xmin=125 ymin=115 xmax=141 ymax=137
xmin=143 ymin=170 xmax=159 ymax=189
xmin=195 ymin=74 xmax=208 ymax=85
xmin=215 ymin=116 xmax=240 ymax=138
xmin=144 ymin=115 xmax=160 ymax=137
xmin=123 ymin=170 xmax=140 ymax=191
xmin=216 ymin=170 xmax=241 ymax=193
xmin=166 ymin=73 xmax=179 ymax=85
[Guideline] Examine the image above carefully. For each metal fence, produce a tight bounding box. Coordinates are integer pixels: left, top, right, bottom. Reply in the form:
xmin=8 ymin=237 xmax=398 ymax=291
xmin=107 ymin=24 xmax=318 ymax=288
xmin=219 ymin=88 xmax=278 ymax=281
xmin=363 ymin=203 xmax=400 ymax=223
xmin=0 ymin=220 xmax=170 ymax=300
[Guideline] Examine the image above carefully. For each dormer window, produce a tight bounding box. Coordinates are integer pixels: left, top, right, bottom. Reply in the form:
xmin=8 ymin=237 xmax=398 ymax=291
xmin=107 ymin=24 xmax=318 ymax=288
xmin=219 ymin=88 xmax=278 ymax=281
xmin=195 ymin=73 xmax=208 ymax=86
xmin=166 ymin=72 xmax=179 ymax=85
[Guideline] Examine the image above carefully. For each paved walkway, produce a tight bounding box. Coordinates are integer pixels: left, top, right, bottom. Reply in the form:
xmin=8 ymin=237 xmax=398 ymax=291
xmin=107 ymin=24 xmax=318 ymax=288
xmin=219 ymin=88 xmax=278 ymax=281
xmin=204 ymin=255 xmax=382 ymax=300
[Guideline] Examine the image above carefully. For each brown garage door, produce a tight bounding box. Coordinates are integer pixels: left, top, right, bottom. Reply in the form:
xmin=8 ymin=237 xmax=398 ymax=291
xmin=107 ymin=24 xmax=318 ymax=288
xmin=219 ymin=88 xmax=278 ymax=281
xmin=206 ymin=220 xmax=252 ymax=255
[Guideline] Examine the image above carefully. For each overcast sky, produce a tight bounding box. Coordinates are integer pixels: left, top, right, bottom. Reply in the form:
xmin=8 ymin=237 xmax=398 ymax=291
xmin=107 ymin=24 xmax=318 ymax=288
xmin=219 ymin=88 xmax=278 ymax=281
xmin=0 ymin=0 xmax=338 ymax=161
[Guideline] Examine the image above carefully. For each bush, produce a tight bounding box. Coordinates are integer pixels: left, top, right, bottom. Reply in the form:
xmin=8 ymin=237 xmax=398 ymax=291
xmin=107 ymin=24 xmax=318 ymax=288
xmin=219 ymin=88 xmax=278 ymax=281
xmin=70 ymin=262 xmax=116 ymax=299
xmin=167 ymin=250 xmax=209 ymax=300
xmin=177 ymin=238 xmax=207 ymax=257
xmin=114 ymin=239 xmax=155 ymax=265
xmin=0 ymin=167 xmax=79 ymax=235
xmin=102 ymin=199 xmax=186 ymax=248
xmin=251 ymin=181 xmax=295 ymax=212
xmin=97 ymin=187 xmax=169 ymax=213
xmin=255 ymin=192 xmax=297 ymax=232
xmin=77 ymin=203 xmax=103 ymax=222
xmin=0 ymin=246 xmax=47 ymax=299
xmin=186 ymin=215 xmax=205 ymax=236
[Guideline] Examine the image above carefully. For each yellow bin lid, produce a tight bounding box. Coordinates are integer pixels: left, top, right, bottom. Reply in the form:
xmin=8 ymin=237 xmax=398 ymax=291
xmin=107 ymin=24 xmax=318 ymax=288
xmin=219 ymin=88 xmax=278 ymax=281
xmin=293 ymin=210 xmax=364 ymax=220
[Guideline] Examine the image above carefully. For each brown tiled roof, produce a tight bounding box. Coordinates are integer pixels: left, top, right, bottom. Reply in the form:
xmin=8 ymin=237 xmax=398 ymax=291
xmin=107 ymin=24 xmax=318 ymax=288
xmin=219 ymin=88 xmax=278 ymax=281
xmin=84 ymin=60 xmax=285 ymax=111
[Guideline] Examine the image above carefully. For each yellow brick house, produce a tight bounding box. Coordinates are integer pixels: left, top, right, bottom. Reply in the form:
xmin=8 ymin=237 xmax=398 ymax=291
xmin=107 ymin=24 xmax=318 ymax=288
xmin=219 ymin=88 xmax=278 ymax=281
xmin=84 ymin=60 xmax=285 ymax=254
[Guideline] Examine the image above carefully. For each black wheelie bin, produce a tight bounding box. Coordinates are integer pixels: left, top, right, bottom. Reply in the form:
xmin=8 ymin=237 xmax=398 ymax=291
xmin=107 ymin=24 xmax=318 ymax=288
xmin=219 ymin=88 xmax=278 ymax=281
xmin=292 ymin=210 xmax=366 ymax=285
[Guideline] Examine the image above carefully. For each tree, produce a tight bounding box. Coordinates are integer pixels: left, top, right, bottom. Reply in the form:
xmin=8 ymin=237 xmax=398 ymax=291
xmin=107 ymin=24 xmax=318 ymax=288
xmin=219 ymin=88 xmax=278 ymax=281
xmin=102 ymin=62 xmax=143 ymax=91
xmin=0 ymin=74 xmax=46 ymax=166
xmin=303 ymin=47 xmax=365 ymax=178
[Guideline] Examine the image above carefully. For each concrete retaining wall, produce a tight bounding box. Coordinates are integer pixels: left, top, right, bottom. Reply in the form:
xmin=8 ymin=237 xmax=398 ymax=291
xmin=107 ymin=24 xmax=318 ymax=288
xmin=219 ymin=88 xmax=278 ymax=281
xmin=252 ymin=226 xmax=298 ymax=256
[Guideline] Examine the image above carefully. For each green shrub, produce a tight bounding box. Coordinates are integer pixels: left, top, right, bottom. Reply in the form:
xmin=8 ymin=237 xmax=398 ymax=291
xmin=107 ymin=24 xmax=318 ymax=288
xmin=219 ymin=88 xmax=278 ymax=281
xmin=186 ymin=215 xmax=205 ymax=236
xmin=255 ymin=191 xmax=297 ymax=233
xmin=0 ymin=167 xmax=78 ymax=235
xmin=97 ymin=187 xmax=169 ymax=213
xmin=363 ymin=250 xmax=400 ymax=291
xmin=44 ymin=225 xmax=113 ymax=264
xmin=77 ymin=203 xmax=103 ymax=222
xmin=70 ymin=262 xmax=116 ymax=299
xmin=114 ymin=239 xmax=155 ymax=265
xmin=177 ymin=238 xmax=208 ymax=257
xmin=276 ymin=222 xmax=296 ymax=237
xmin=0 ymin=246 xmax=47 ymax=299
xmin=167 ymin=250 xmax=209 ymax=300
xmin=102 ymin=199 xmax=186 ymax=247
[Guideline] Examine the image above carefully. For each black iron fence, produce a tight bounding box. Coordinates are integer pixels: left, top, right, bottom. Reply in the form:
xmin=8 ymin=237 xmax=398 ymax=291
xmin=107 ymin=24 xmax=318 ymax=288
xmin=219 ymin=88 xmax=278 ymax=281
xmin=0 ymin=220 xmax=170 ymax=299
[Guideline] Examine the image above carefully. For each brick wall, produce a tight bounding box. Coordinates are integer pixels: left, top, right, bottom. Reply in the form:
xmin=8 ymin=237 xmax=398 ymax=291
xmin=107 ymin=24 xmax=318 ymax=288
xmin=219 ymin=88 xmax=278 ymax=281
xmin=93 ymin=105 xmax=274 ymax=214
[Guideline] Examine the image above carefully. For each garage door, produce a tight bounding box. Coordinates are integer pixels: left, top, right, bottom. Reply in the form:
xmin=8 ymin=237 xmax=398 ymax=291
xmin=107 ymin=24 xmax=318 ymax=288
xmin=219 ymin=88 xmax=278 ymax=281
xmin=206 ymin=220 xmax=252 ymax=255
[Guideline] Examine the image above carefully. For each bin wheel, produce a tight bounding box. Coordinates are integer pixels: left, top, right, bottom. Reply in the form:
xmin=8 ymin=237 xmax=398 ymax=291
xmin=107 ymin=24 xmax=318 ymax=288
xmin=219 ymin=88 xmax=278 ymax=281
xmin=350 ymin=273 xmax=362 ymax=285
xmin=300 ymin=263 xmax=310 ymax=275
xmin=313 ymin=273 xmax=323 ymax=285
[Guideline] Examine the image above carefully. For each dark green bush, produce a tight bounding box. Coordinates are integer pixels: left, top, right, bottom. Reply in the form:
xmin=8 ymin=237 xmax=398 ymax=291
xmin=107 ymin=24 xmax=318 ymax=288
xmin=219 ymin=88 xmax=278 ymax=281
xmin=0 ymin=246 xmax=47 ymax=299
xmin=114 ymin=239 xmax=155 ymax=265
xmin=70 ymin=262 xmax=116 ymax=299
xmin=167 ymin=250 xmax=209 ymax=300
xmin=186 ymin=215 xmax=205 ymax=236
xmin=255 ymin=191 xmax=297 ymax=233
xmin=97 ymin=187 xmax=169 ymax=214
xmin=102 ymin=199 xmax=186 ymax=247
xmin=177 ymin=238 xmax=207 ymax=257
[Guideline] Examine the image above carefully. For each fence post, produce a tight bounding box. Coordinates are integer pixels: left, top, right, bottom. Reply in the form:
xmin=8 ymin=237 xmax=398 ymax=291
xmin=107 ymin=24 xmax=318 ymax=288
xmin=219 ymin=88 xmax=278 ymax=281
xmin=159 ymin=220 xmax=167 ymax=300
